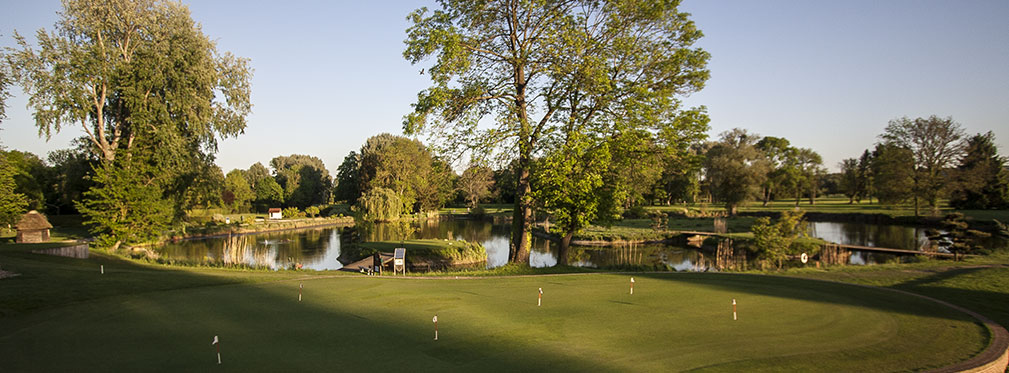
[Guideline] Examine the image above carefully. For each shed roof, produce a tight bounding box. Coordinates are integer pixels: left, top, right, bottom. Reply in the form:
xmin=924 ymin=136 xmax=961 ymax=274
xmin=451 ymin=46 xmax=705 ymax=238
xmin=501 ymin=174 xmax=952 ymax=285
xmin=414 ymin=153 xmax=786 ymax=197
xmin=15 ymin=211 xmax=53 ymax=230
xmin=268 ymin=208 xmax=282 ymax=213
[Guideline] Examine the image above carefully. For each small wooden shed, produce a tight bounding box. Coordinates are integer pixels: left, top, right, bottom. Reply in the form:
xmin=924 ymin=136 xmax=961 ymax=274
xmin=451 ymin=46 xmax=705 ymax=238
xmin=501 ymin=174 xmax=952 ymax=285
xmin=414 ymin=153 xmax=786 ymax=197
xmin=15 ymin=211 xmax=53 ymax=243
xmin=268 ymin=208 xmax=283 ymax=220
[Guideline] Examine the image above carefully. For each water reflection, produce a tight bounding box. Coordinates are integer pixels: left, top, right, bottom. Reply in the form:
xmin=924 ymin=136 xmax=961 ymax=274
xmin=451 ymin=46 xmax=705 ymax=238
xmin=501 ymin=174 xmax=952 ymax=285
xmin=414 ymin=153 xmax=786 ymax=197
xmin=154 ymin=218 xmax=969 ymax=271
xmin=157 ymin=228 xmax=344 ymax=270
xmin=808 ymin=222 xmax=929 ymax=251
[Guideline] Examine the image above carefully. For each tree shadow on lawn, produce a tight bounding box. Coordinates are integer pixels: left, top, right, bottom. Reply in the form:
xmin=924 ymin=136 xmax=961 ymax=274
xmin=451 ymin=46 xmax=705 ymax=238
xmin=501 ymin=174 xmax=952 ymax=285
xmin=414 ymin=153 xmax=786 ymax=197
xmin=637 ymin=272 xmax=992 ymax=326
xmin=889 ymin=266 xmax=1009 ymax=330
xmin=0 ymin=250 xmax=609 ymax=372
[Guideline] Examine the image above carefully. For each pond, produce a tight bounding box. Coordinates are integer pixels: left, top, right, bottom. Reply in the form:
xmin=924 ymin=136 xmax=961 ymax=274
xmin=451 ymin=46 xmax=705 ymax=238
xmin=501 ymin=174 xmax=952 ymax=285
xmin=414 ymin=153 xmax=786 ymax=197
xmin=155 ymin=218 xmax=965 ymax=271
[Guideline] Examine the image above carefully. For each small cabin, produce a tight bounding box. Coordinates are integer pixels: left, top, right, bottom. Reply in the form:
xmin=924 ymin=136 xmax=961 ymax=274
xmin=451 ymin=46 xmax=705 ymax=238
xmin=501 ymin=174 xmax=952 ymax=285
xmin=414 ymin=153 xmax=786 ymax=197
xmin=15 ymin=211 xmax=53 ymax=243
xmin=268 ymin=208 xmax=283 ymax=220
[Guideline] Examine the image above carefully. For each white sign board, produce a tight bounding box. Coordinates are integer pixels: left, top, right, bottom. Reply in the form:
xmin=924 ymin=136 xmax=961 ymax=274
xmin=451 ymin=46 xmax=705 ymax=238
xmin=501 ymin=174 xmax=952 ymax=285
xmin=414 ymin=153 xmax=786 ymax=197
xmin=394 ymin=258 xmax=404 ymax=266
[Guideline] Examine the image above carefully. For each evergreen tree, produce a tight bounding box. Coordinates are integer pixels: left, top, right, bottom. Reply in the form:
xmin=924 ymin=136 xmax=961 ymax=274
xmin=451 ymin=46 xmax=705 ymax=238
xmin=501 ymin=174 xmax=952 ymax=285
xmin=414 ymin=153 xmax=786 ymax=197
xmin=950 ymin=132 xmax=1009 ymax=209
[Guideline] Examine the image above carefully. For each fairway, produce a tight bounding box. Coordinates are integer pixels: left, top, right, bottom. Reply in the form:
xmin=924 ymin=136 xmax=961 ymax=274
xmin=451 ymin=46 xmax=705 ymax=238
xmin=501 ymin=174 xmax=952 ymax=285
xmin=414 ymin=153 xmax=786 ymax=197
xmin=0 ymin=272 xmax=990 ymax=372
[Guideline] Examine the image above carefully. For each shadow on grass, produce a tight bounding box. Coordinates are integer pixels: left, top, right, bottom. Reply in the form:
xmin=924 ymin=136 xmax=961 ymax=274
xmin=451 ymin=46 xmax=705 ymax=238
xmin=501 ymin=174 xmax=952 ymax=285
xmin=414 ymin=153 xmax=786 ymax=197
xmin=0 ymin=246 xmax=610 ymax=372
xmin=889 ymin=266 xmax=1009 ymax=330
xmin=636 ymin=272 xmax=988 ymax=326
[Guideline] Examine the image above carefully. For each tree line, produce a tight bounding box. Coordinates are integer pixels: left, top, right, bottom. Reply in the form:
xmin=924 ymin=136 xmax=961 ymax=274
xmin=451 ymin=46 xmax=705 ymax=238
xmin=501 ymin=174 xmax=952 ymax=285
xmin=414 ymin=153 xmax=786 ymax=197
xmin=2 ymin=0 xmax=1006 ymax=265
xmin=836 ymin=116 xmax=1009 ymax=215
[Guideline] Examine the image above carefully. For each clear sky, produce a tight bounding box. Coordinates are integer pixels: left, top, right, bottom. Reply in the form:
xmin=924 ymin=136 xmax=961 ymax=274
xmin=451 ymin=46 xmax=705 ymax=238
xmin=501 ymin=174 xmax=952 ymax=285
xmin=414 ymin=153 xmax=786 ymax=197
xmin=2 ymin=0 xmax=1007 ymax=174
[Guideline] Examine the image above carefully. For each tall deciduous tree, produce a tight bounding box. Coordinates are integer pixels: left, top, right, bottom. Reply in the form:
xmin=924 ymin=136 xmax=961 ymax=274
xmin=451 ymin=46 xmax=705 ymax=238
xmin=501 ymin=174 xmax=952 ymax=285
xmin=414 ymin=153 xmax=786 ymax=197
xmin=253 ymin=177 xmax=284 ymax=212
xmin=839 ymin=158 xmax=860 ymax=204
xmin=223 ymin=169 xmax=253 ymax=213
xmin=7 ymin=0 xmax=251 ymax=163
xmin=270 ymin=154 xmax=332 ymax=209
xmin=856 ymin=149 xmax=874 ymax=203
xmin=1 ymin=150 xmax=48 ymax=211
xmin=7 ymin=0 xmax=252 ymax=247
xmin=533 ymin=132 xmax=610 ymax=265
xmin=333 ymin=151 xmax=362 ymax=204
xmin=404 ymin=0 xmax=709 ymax=264
xmin=704 ymin=129 xmax=767 ymax=215
xmin=46 ymin=139 xmax=98 ymax=214
xmin=357 ymin=134 xmax=451 ymax=214
xmin=950 ymin=132 xmax=1009 ymax=209
xmin=246 ymin=162 xmax=271 ymax=189
xmin=0 ymin=49 xmax=10 ymax=125
xmin=458 ymin=164 xmax=495 ymax=209
xmin=871 ymin=143 xmax=915 ymax=205
xmin=793 ymin=147 xmax=824 ymax=205
xmin=881 ymin=116 xmax=965 ymax=216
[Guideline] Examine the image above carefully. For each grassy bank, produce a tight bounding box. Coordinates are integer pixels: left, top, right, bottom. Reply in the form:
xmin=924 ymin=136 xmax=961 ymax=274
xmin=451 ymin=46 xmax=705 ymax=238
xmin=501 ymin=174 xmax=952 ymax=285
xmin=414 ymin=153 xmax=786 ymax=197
xmin=344 ymin=239 xmax=487 ymax=268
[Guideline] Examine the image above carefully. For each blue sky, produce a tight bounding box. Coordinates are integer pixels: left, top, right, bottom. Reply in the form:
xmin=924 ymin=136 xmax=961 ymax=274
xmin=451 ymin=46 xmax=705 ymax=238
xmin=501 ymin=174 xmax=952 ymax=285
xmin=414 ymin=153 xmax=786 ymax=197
xmin=2 ymin=0 xmax=1007 ymax=174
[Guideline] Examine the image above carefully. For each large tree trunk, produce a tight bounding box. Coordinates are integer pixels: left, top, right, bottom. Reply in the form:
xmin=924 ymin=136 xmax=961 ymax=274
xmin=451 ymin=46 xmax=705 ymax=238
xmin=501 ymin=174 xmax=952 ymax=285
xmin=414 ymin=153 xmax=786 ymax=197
xmin=510 ymin=141 xmax=532 ymax=264
xmin=727 ymin=203 xmax=738 ymax=216
xmin=557 ymin=231 xmax=573 ymax=266
xmin=508 ymin=44 xmax=533 ymax=265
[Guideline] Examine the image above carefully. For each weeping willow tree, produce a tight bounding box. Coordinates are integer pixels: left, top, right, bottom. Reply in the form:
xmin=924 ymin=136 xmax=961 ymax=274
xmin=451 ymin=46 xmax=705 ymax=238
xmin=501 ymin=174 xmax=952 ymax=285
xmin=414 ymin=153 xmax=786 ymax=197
xmin=353 ymin=187 xmax=403 ymax=222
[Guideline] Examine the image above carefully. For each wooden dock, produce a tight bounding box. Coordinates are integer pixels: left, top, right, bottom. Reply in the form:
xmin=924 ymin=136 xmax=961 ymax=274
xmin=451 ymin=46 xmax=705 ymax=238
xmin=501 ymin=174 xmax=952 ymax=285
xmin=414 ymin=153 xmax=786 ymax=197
xmin=831 ymin=243 xmax=962 ymax=258
xmin=340 ymin=252 xmax=394 ymax=273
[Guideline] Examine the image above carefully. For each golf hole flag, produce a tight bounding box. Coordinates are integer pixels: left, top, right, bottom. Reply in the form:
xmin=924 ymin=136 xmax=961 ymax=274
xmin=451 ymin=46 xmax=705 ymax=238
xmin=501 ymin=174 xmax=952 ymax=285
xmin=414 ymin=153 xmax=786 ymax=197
xmin=212 ymin=335 xmax=221 ymax=364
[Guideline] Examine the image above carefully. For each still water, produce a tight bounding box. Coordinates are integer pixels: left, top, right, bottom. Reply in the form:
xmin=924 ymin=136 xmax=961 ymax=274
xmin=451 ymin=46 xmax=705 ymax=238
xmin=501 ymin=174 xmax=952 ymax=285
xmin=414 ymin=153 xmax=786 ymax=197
xmin=155 ymin=219 xmax=950 ymax=271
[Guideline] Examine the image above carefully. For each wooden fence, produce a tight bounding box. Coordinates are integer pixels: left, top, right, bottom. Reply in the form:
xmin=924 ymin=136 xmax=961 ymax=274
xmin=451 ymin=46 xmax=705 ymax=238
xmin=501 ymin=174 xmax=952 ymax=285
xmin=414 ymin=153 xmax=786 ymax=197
xmin=32 ymin=243 xmax=89 ymax=259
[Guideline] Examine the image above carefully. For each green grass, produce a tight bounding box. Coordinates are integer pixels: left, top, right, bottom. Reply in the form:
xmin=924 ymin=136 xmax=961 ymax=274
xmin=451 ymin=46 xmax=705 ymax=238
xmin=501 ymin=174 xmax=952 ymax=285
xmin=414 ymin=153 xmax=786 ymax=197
xmin=0 ymin=243 xmax=996 ymax=372
xmin=781 ymin=254 xmax=1009 ymax=332
xmin=651 ymin=196 xmax=1009 ymax=222
xmin=440 ymin=203 xmax=514 ymax=216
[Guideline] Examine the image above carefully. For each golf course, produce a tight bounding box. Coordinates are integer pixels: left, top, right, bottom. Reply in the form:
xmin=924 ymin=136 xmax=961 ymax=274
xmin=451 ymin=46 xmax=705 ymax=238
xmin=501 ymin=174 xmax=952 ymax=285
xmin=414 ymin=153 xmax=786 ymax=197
xmin=1 ymin=243 xmax=1002 ymax=372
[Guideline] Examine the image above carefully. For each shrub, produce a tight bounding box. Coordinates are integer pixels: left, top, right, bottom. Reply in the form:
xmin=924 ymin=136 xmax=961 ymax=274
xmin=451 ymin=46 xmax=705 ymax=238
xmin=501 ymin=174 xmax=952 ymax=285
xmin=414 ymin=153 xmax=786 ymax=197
xmin=623 ymin=205 xmax=649 ymax=219
xmin=282 ymin=207 xmax=303 ymax=219
xmin=305 ymin=206 xmax=320 ymax=218
xmin=751 ymin=209 xmax=807 ymax=269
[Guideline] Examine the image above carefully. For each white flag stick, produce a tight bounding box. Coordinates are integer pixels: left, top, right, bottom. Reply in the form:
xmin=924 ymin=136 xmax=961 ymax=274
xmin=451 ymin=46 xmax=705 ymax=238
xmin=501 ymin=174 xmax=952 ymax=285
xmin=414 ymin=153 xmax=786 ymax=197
xmin=630 ymin=277 xmax=635 ymax=295
xmin=538 ymin=288 xmax=543 ymax=307
xmin=101 ymin=265 xmax=104 ymax=274
xmin=299 ymin=283 xmax=303 ymax=302
xmin=732 ymin=299 xmax=737 ymax=321
xmin=433 ymin=315 xmax=438 ymax=341
xmin=211 ymin=335 xmax=221 ymax=364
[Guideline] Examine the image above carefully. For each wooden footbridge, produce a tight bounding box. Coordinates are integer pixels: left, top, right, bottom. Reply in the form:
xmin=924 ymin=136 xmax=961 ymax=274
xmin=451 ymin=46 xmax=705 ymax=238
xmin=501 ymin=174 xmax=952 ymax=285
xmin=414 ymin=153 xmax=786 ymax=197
xmin=679 ymin=231 xmax=966 ymax=258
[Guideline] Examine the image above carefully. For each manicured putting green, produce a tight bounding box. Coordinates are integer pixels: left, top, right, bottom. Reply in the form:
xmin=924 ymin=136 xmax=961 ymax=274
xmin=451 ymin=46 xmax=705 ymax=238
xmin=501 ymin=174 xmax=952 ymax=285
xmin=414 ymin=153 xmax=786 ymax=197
xmin=0 ymin=273 xmax=988 ymax=372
